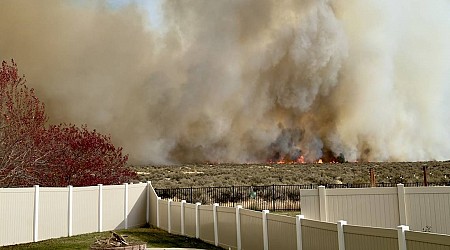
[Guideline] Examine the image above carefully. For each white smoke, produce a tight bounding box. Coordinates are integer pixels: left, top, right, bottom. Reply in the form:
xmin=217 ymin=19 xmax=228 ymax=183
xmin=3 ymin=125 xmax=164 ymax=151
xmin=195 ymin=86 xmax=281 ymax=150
xmin=330 ymin=0 xmax=450 ymax=161
xmin=0 ymin=0 xmax=449 ymax=163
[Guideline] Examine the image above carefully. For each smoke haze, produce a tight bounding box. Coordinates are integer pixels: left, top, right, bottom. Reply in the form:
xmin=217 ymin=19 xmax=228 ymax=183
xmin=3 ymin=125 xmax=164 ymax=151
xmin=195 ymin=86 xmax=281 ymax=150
xmin=1 ymin=0 xmax=449 ymax=164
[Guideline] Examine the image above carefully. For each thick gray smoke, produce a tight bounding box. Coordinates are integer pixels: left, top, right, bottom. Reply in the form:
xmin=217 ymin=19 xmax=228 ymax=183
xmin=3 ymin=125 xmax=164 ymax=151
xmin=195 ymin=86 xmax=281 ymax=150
xmin=1 ymin=0 xmax=449 ymax=164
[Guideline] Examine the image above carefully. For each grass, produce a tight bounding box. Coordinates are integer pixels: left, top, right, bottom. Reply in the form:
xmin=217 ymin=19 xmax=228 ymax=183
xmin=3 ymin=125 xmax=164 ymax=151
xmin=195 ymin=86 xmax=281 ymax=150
xmin=272 ymin=210 xmax=302 ymax=217
xmin=0 ymin=226 xmax=223 ymax=250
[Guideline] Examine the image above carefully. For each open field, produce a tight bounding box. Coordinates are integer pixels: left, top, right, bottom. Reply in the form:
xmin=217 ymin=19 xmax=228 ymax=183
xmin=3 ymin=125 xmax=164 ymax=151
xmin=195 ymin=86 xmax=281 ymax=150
xmin=133 ymin=161 xmax=450 ymax=189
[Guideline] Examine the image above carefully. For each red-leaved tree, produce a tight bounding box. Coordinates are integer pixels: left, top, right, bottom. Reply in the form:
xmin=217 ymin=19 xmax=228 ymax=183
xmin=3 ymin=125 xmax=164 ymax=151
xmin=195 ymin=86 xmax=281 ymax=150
xmin=0 ymin=60 xmax=136 ymax=187
xmin=0 ymin=60 xmax=47 ymax=186
xmin=35 ymin=124 xmax=135 ymax=187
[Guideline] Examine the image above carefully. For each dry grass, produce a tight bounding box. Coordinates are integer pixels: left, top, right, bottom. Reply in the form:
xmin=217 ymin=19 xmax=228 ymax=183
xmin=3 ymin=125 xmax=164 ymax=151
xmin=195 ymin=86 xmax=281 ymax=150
xmin=133 ymin=161 xmax=450 ymax=189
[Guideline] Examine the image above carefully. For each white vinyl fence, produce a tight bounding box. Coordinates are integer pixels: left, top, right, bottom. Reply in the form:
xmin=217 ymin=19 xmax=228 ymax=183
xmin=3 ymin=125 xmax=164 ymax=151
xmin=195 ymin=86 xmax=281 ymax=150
xmin=2 ymin=182 xmax=450 ymax=250
xmin=148 ymin=183 xmax=450 ymax=250
xmin=0 ymin=182 xmax=148 ymax=246
xmin=300 ymin=184 xmax=450 ymax=234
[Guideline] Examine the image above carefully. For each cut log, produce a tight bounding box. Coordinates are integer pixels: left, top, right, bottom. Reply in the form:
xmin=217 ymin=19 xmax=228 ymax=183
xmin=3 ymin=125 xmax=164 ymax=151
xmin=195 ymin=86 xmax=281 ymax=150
xmin=111 ymin=231 xmax=129 ymax=246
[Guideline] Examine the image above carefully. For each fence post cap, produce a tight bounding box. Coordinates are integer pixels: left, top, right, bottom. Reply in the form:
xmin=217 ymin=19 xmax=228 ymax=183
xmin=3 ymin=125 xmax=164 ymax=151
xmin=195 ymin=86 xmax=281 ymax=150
xmin=397 ymin=183 xmax=405 ymax=187
xmin=98 ymin=184 xmax=103 ymax=186
xmin=262 ymin=210 xmax=270 ymax=214
xmin=195 ymin=202 xmax=201 ymax=206
xmin=157 ymin=197 xmax=162 ymax=200
xmin=337 ymin=220 xmax=347 ymax=225
xmin=181 ymin=200 xmax=186 ymax=203
xmin=236 ymin=205 xmax=243 ymax=209
xmin=296 ymin=214 xmax=305 ymax=219
xmin=397 ymin=225 xmax=409 ymax=230
xmin=168 ymin=199 xmax=173 ymax=202
xmin=213 ymin=203 xmax=219 ymax=206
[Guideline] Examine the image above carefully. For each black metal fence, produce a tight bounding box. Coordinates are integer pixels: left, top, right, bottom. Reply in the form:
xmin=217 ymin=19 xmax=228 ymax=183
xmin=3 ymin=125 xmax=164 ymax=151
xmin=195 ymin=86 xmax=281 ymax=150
xmin=154 ymin=182 xmax=450 ymax=211
xmin=155 ymin=184 xmax=308 ymax=211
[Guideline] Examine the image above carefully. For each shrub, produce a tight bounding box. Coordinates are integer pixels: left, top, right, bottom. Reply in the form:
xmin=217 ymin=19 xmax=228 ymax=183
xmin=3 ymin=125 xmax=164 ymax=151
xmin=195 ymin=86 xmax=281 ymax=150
xmin=34 ymin=124 xmax=135 ymax=187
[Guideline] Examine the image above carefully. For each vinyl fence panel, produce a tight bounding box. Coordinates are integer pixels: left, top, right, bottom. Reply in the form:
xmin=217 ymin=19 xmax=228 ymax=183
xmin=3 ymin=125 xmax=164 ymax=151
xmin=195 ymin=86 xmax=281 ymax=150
xmin=405 ymin=187 xmax=450 ymax=234
xmin=301 ymin=219 xmax=339 ymax=250
xmin=240 ymin=209 xmax=264 ymax=250
xmin=127 ymin=184 xmax=147 ymax=228
xmin=299 ymin=189 xmax=320 ymax=220
xmin=199 ymin=205 xmax=215 ymax=244
xmin=344 ymin=225 xmax=398 ymax=250
xmin=101 ymin=185 xmax=125 ymax=230
xmin=184 ymin=203 xmax=196 ymax=238
xmin=326 ymin=188 xmax=400 ymax=228
xmin=38 ymin=187 xmax=69 ymax=240
xmin=72 ymin=186 xmax=99 ymax=235
xmin=406 ymin=231 xmax=450 ymax=250
xmin=216 ymin=206 xmax=237 ymax=249
xmin=267 ymin=213 xmax=297 ymax=250
xmin=0 ymin=187 xmax=35 ymax=246
xmin=148 ymin=182 xmax=158 ymax=226
xmin=170 ymin=202 xmax=182 ymax=234
xmin=159 ymin=199 xmax=168 ymax=231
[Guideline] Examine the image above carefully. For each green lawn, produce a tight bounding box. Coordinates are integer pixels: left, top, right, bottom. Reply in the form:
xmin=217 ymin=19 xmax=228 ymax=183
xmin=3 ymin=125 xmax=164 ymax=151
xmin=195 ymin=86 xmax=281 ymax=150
xmin=272 ymin=210 xmax=302 ymax=217
xmin=0 ymin=226 xmax=223 ymax=250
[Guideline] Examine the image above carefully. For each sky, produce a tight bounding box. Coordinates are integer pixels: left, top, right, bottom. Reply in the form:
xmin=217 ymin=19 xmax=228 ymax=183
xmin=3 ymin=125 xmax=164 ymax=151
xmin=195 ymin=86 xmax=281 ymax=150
xmin=109 ymin=0 xmax=163 ymax=27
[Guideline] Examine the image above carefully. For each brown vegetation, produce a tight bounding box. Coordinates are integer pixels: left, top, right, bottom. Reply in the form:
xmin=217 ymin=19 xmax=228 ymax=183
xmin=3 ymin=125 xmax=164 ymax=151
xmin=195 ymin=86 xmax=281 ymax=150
xmin=135 ymin=161 xmax=450 ymax=189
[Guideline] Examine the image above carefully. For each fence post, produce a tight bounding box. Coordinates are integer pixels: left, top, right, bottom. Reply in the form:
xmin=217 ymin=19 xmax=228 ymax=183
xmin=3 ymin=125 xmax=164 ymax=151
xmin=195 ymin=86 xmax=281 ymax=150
xmin=195 ymin=202 xmax=201 ymax=239
xmin=370 ymin=168 xmax=376 ymax=187
xmin=232 ymin=186 xmax=235 ymax=207
xmin=213 ymin=203 xmax=219 ymax=246
xmin=124 ymin=183 xmax=129 ymax=229
xmin=156 ymin=197 xmax=161 ymax=227
xmin=318 ymin=186 xmax=327 ymax=221
xmin=423 ymin=166 xmax=428 ymax=186
xmin=146 ymin=181 xmax=151 ymax=224
xmin=272 ymin=184 xmax=275 ymax=211
xmin=397 ymin=184 xmax=407 ymax=225
xmin=98 ymin=184 xmax=103 ymax=232
xmin=337 ymin=220 xmax=347 ymax=250
xmin=262 ymin=210 xmax=269 ymax=250
xmin=168 ymin=199 xmax=172 ymax=233
xmin=296 ymin=215 xmax=304 ymax=250
xmin=68 ymin=185 xmax=73 ymax=237
xmin=33 ymin=185 xmax=39 ymax=242
xmin=181 ymin=200 xmax=186 ymax=235
xmin=236 ymin=205 xmax=242 ymax=250
xmin=397 ymin=225 xmax=409 ymax=250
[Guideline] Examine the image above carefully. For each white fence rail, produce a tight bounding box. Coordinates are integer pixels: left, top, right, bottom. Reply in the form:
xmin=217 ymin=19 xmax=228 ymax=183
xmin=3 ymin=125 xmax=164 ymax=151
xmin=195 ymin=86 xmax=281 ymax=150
xmin=0 ymin=183 xmax=148 ymax=246
xmin=2 ymin=182 xmax=450 ymax=249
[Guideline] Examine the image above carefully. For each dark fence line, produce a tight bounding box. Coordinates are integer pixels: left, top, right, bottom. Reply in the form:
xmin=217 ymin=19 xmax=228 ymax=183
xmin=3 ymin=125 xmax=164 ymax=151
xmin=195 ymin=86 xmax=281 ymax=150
xmin=154 ymin=182 xmax=450 ymax=211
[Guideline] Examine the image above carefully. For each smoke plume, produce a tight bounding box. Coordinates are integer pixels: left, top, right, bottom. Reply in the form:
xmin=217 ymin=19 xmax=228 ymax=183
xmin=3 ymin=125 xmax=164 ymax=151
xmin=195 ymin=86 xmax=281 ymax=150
xmin=1 ymin=0 xmax=449 ymax=164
